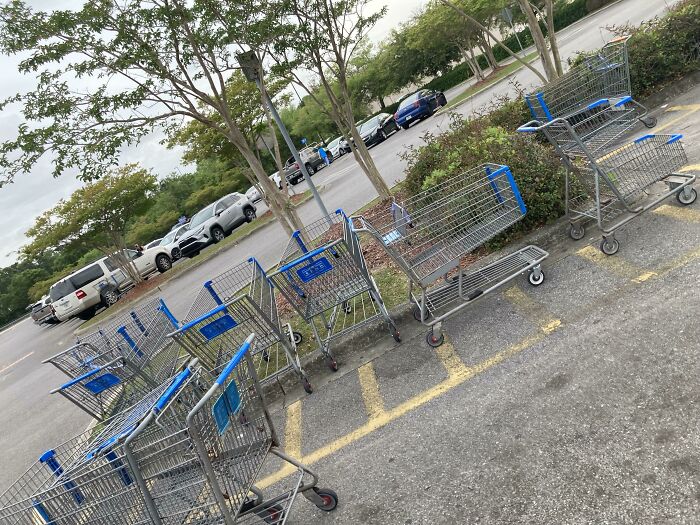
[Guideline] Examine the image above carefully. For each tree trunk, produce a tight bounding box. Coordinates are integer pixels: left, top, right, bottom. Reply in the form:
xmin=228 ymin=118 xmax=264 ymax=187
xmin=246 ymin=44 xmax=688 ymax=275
xmin=544 ymin=0 xmax=564 ymax=76
xmin=106 ymin=231 xmax=143 ymax=286
xmin=479 ymin=31 xmax=499 ymax=70
xmin=516 ymin=0 xmax=558 ymax=81
xmin=378 ymin=95 xmax=386 ymax=109
xmin=439 ymin=0 xmax=548 ymax=84
xmin=466 ymin=38 xmax=486 ymax=81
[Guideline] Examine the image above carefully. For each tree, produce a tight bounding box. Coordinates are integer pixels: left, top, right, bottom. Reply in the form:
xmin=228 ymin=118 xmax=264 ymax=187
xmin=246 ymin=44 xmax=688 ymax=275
xmin=22 ymin=164 xmax=157 ymax=283
xmin=269 ymin=0 xmax=392 ymax=200
xmin=516 ymin=0 xmax=559 ymax=80
xmin=0 ymin=0 xmax=303 ymax=238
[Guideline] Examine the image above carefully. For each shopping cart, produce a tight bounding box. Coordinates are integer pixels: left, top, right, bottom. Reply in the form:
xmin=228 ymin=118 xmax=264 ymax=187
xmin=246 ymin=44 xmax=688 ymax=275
xmin=267 ymin=211 xmax=400 ymax=371
xmin=518 ymin=118 xmax=697 ymax=253
xmin=174 ymin=257 xmax=313 ymax=394
xmin=43 ymin=297 xmax=172 ymax=379
xmin=353 ymin=164 xmax=549 ymax=347
xmin=49 ymin=300 xmax=184 ymax=421
xmin=0 ymin=335 xmax=338 ymax=524
xmin=525 ymin=36 xmax=656 ymax=129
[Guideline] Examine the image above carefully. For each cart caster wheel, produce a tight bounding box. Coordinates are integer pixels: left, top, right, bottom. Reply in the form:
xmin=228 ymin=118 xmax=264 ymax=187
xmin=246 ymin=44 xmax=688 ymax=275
xmin=391 ymin=326 xmax=401 ymax=343
xmin=289 ymin=331 xmax=303 ymax=345
xmin=528 ymin=270 xmax=545 ymax=286
xmin=327 ymin=358 xmax=338 ymax=372
xmin=641 ymin=115 xmax=657 ymax=128
xmin=600 ymin=238 xmax=620 ymax=256
xmin=258 ymin=504 xmax=284 ymax=523
xmin=567 ymin=223 xmax=585 ymax=241
xmin=302 ymin=377 xmax=313 ymax=394
xmin=262 ymin=350 xmax=270 ymax=362
xmin=677 ymin=188 xmax=697 ymax=206
xmin=412 ymin=306 xmax=424 ymax=322
xmin=313 ymin=488 xmax=338 ymax=512
xmin=426 ymin=331 xmax=444 ymax=348
xmin=343 ymin=304 xmax=352 ymax=314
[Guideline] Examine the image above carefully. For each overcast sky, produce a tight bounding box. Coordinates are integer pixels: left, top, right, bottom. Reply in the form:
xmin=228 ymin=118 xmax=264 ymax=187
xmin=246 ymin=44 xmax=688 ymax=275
xmin=0 ymin=0 xmax=427 ymax=267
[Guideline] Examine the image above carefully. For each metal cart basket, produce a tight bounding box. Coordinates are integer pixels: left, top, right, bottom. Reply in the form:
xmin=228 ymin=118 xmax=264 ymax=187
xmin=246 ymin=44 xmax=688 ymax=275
xmin=353 ymin=164 xmax=549 ymax=346
xmin=525 ymin=36 xmax=655 ymax=129
xmin=518 ymin=119 xmax=697 ymax=254
xmin=0 ymin=335 xmax=338 ymax=524
xmin=50 ymin=300 xmax=184 ymax=421
xmin=267 ymin=211 xmax=400 ymax=371
xmin=175 ymin=257 xmax=312 ymax=394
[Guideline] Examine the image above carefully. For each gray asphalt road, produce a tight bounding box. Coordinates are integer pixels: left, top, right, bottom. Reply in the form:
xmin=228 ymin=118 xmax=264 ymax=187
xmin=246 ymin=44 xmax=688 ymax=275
xmin=0 ymin=0 xmax=683 ymax=494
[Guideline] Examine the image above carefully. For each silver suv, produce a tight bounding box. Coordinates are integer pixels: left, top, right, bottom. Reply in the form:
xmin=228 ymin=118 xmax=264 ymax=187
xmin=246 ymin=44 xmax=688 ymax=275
xmin=178 ymin=193 xmax=257 ymax=255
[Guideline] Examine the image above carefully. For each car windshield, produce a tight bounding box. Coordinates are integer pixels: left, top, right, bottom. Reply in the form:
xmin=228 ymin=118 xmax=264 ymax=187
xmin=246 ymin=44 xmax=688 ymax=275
xmin=161 ymin=230 xmax=178 ymax=245
xmin=49 ymin=280 xmax=75 ymax=301
xmin=327 ymin=137 xmax=340 ymax=149
xmin=189 ymin=205 xmax=215 ymax=228
xmin=359 ymin=117 xmax=380 ymax=134
xmin=398 ymin=93 xmax=421 ymax=109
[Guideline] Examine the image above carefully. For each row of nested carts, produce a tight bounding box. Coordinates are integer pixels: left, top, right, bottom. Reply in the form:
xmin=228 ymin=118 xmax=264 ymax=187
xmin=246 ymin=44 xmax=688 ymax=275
xmin=0 ymin=36 xmax=695 ymax=525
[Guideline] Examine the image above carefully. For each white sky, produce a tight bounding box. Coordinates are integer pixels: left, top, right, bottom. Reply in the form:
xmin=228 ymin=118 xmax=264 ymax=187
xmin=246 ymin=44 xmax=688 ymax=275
xmin=0 ymin=0 xmax=426 ymax=267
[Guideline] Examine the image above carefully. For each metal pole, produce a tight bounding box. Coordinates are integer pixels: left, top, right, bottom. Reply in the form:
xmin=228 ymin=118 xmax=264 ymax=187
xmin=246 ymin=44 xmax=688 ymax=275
xmin=255 ymin=78 xmax=331 ymax=222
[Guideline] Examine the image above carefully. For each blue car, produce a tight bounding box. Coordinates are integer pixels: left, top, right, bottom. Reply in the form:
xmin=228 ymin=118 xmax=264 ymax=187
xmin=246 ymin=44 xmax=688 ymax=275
xmin=394 ymin=89 xmax=448 ymax=129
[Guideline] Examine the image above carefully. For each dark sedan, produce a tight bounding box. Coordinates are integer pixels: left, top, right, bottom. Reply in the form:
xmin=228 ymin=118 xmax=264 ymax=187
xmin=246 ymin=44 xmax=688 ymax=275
xmin=394 ymin=89 xmax=447 ymax=129
xmin=358 ymin=113 xmax=400 ymax=147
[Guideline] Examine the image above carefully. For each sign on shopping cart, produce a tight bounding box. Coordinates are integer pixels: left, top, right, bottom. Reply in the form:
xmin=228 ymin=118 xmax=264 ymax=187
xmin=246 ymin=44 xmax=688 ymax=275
xmin=212 ymin=381 xmax=242 ymax=435
xmin=296 ymin=257 xmax=332 ymax=282
xmin=199 ymin=314 xmax=238 ymax=341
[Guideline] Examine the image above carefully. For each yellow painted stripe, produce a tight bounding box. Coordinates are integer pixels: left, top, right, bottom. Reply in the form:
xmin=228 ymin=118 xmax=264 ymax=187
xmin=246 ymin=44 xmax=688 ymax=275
xmin=680 ymin=164 xmax=700 ymax=173
xmin=503 ymin=285 xmax=562 ymax=334
xmin=658 ymin=244 xmax=700 ymax=275
xmin=666 ymin=104 xmax=700 ymax=112
xmin=357 ymin=362 xmax=385 ymax=419
xmin=284 ymin=402 xmax=302 ymax=458
xmin=653 ymin=204 xmax=700 ymax=223
xmin=257 ymin=330 xmax=551 ymax=490
xmin=431 ymin=338 xmax=471 ymax=378
xmin=655 ymin=106 xmax=700 ymax=133
xmin=576 ymin=245 xmax=656 ymax=282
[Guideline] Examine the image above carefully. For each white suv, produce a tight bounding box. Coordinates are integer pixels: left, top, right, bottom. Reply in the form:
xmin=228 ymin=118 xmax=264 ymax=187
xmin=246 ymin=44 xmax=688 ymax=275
xmin=50 ymin=247 xmax=172 ymax=321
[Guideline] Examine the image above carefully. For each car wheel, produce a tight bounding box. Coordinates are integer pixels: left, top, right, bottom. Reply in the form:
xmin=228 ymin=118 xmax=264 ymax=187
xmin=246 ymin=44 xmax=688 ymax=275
xmin=438 ymin=93 xmax=447 ymax=106
xmin=77 ymin=307 xmax=96 ymax=321
xmin=305 ymin=163 xmax=315 ymax=176
xmin=100 ymin=288 xmax=120 ymax=308
xmin=244 ymin=207 xmax=256 ymax=223
xmin=378 ymin=130 xmax=386 ymax=142
xmin=171 ymin=247 xmax=181 ymax=260
xmin=155 ymin=253 xmax=172 ymax=273
xmin=401 ymin=123 xmax=410 ymax=130
xmin=211 ymin=226 xmax=225 ymax=243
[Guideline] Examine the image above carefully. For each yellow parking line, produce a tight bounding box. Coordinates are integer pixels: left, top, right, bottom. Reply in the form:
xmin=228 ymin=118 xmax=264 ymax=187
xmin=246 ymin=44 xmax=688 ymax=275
xmin=257 ymin=329 xmax=553 ymax=490
xmin=667 ymin=104 xmax=700 ymax=112
xmin=655 ymin=105 xmax=700 ymax=133
xmin=284 ymin=402 xmax=302 ymax=458
xmin=503 ymin=285 xmax=561 ymax=334
xmin=576 ymin=245 xmax=657 ymax=282
xmin=358 ymin=362 xmax=385 ymax=419
xmin=431 ymin=338 xmax=471 ymax=378
xmin=653 ymin=204 xmax=700 ymax=223
xmin=680 ymin=164 xmax=700 ymax=173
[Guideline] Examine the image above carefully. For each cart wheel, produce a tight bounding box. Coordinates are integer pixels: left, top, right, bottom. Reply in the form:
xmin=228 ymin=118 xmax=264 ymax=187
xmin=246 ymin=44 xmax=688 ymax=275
xmin=426 ymin=330 xmax=444 ymax=348
xmin=567 ymin=223 xmax=585 ymax=241
xmin=391 ymin=326 xmax=401 ymax=343
xmin=261 ymin=349 xmax=270 ymax=362
xmin=600 ymin=237 xmax=620 ymax=256
xmin=290 ymin=331 xmax=303 ymax=345
xmin=528 ymin=270 xmax=545 ymax=286
xmin=313 ymin=488 xmax=338 ymax=512
xmin=677 ymin=188 xmax=697 ymax=206
xmin=302 ymin=377 xmax=313 ymax=394
xmin=258 ymin=504 xmax=284 ymax=523
xmin=327 ymin=357 xmax=338 ymax=372
xmin=412 ymin=305 xmax=424 ymax=322
xmin=343 ymin=304 xmax=352 ymax=314
xmin=641 ymin=115 xmax=657 ymax=128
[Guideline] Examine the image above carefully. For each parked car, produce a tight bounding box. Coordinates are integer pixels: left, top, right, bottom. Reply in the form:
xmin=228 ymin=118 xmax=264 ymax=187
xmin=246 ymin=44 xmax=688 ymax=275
xmin=358 ymin=113 xmax=400 ymax=147
xmin=245 ymin=185 xmax=263 ymax=203
xmin=394 ymin=89 xmax=447 ymax=129
xmin=49 ymin=247 xmax=173 ymax=322
xmin=29 ymin=295 xmax=55 ymax=325
xmin=327 ymin=136 xmax=350 ymax=158
xmin=178 ymin=192 xmax=257 ymax=257
xmin=159 ymin=224 xmax=189 ymax=260
xmin=284 ymin=146 xmax=327 ymax=185
xmin=271 ymin=172 xmax=283 ymax=190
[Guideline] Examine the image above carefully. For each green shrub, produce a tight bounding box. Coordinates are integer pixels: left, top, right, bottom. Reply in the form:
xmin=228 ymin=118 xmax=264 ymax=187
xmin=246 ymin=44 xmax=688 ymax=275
xmin=402 ymin=115 xmax=565 ymax=244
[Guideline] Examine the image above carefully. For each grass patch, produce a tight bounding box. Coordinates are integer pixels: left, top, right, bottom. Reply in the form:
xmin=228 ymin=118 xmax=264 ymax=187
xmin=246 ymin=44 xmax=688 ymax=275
xmin=441 ymin=51 xmax=539 ymax=111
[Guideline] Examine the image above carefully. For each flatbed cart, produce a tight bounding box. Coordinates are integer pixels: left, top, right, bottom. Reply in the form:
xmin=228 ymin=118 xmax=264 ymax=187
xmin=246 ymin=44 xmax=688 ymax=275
xmin=353 ymin=164 xmax=549 ymax=347
xmin=174 ymin=257 xmax=313 ymax=394
xmin=49 ymin=300 xmax=184 ymax=421
xmin=267 ymin=211 xmax=400 ymax=371
xmin=0 ymin=335 xmax=338 ymax=524
xmin=43 ymin=297 xmax=171 ymax=379
xmin=519 ymin=118 xmax=697 ymax=254
xmin=525 ymin=36 xmax=656 ymax=129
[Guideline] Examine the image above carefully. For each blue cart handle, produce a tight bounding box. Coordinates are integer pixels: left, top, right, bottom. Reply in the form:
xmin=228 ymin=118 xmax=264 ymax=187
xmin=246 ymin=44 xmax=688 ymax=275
xmin=177 ymin=303 xmax=228 ymax=332
xmin=54 ymin=357 xmax=124 ymax=392
xmin=517 ymin=120 xmax=544 ymax=133
xmin=215 ymin=334 xmax=255 ymax=386
xmin=153 ymin=366 xmax=193 ymax=413
xmin=278 ymin=240 xmax=342 ymax=273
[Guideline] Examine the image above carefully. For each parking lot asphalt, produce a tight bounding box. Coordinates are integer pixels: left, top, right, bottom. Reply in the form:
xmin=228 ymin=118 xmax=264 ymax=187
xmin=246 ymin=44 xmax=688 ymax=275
xmin=0 ymin=0 xmax=693 ymax=516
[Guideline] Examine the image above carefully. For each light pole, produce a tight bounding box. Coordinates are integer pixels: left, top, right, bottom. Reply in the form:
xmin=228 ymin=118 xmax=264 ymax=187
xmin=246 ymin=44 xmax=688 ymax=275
xmin=237 ymin=50 xmax=330 ymax=221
